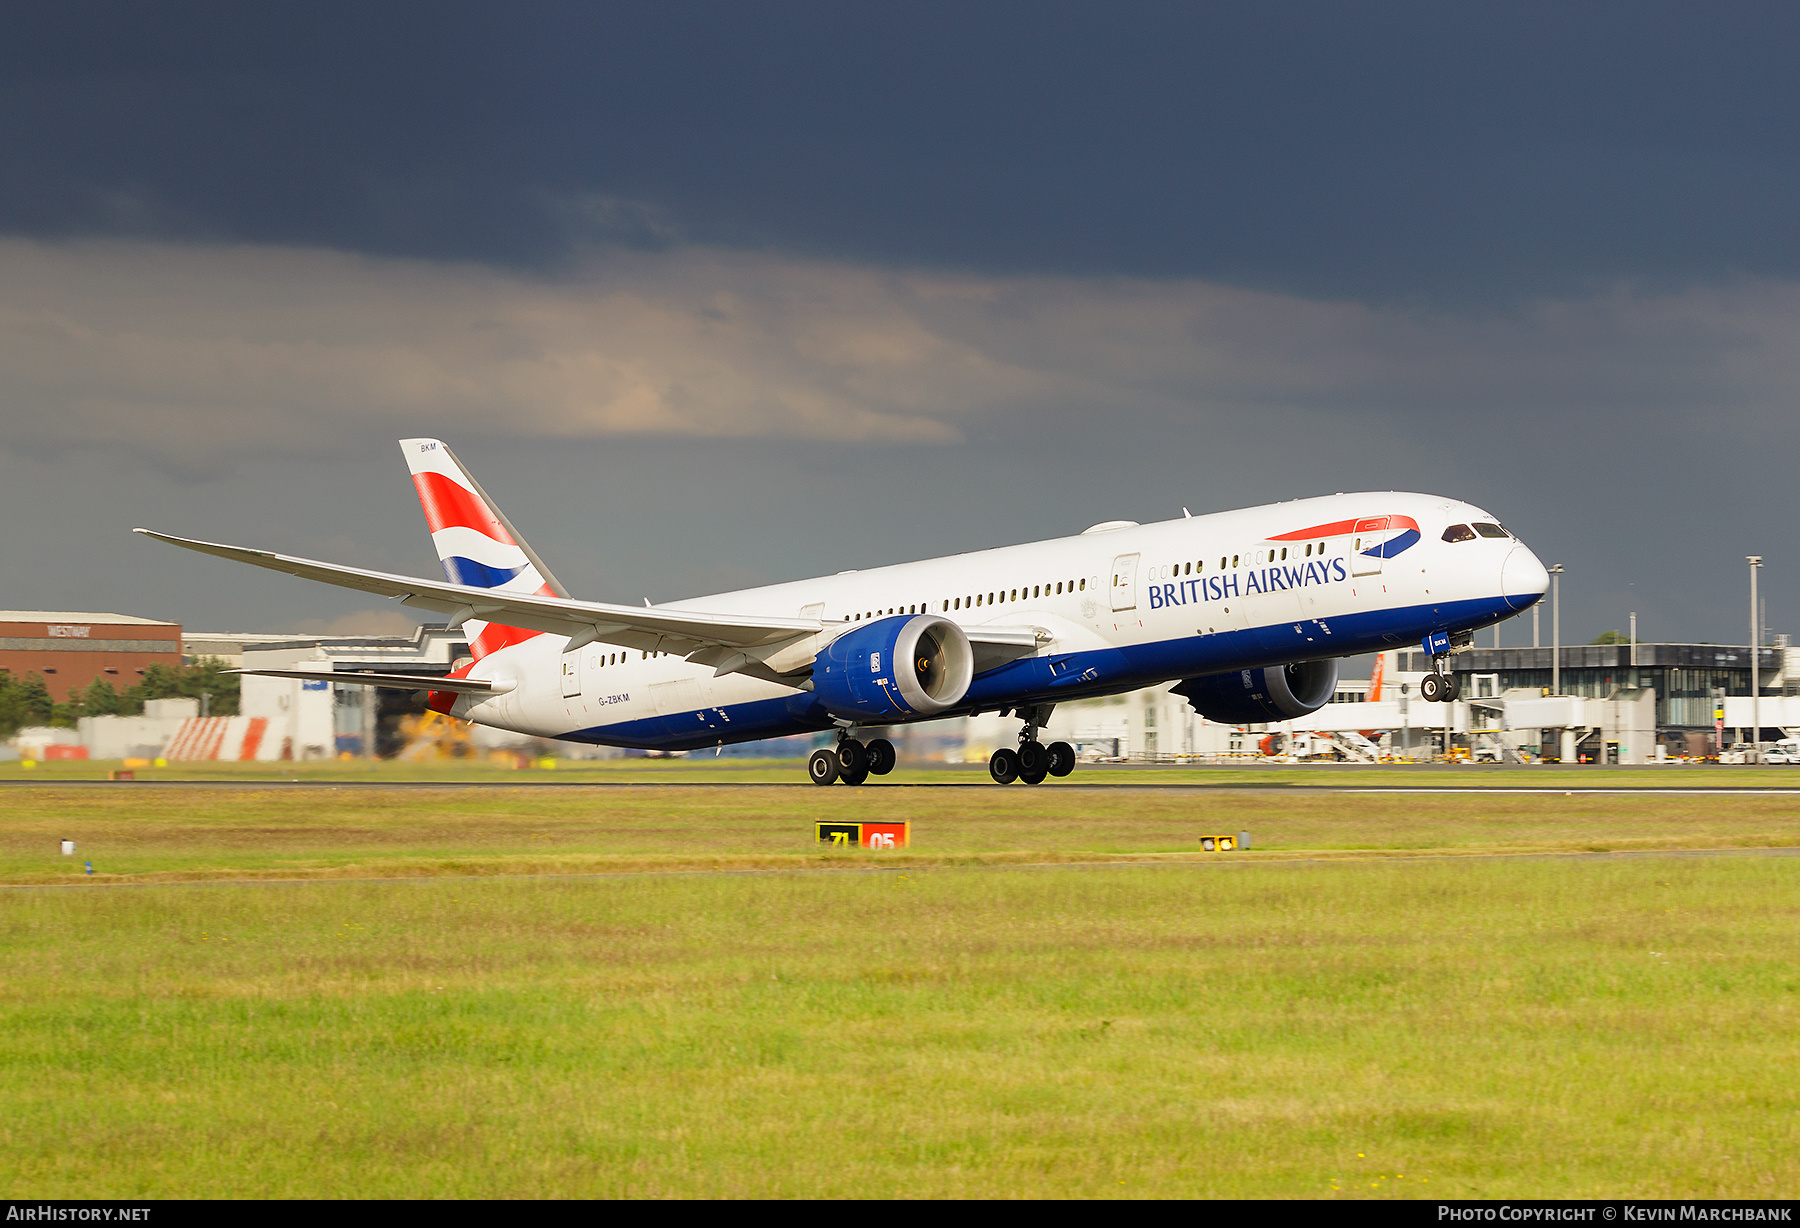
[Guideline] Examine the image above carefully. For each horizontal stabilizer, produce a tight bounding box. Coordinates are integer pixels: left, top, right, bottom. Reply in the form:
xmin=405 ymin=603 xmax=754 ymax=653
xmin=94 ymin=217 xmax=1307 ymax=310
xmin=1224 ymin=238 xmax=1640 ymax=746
xmin=228 ymin=667 xmax=513 ymax=695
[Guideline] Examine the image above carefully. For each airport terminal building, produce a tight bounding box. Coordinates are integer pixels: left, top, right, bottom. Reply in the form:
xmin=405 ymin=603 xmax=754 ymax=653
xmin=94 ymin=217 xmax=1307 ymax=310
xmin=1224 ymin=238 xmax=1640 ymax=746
xmin=0 ymin=610 xmax=183 ymax=700
xmin=1409 ymin=642 xmax=1800 ymax=750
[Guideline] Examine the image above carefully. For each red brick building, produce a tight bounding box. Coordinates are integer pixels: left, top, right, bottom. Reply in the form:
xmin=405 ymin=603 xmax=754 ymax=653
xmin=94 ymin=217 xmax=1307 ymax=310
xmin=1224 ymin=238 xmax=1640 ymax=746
xmin=0 ymin=611 xmax=183 ymax=702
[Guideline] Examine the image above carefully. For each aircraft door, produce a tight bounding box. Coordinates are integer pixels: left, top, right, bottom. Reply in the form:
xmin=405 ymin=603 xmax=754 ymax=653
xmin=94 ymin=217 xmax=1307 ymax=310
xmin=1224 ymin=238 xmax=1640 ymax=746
xmin=1110 ymin=553 xmax=1140 ymax=612
xmin=1351 ymin=518 xmax=1387 ymax=577
xmin=561 ymin=649 xmax=582 ymax=698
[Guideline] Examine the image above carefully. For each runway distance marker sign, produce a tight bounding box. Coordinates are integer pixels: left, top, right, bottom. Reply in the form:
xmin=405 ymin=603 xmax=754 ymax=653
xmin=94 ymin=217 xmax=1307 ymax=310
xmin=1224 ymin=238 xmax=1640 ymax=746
xmin=816 ymin=821 xmax=910 ymax=849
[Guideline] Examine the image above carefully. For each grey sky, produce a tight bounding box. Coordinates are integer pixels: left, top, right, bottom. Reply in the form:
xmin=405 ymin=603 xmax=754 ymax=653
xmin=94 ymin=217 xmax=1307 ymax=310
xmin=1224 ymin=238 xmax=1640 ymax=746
xmin=1 ymin=3 xmax=1794 ymax=648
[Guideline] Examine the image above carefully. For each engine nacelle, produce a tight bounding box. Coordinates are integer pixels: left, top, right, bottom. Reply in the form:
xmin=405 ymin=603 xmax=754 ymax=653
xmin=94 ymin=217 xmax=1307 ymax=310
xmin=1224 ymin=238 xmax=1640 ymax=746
xmin=810 ymin=614 xmax=975 ymax=721
xmin=1173 ymin=658 xmax=1339 ymax=724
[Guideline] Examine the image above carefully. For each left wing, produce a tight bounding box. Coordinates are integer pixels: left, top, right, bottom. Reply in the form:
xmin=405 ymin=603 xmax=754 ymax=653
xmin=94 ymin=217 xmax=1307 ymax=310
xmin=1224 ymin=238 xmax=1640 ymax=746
xmin=135 ymin=528 xmax=823 ymax=658
xmin=138 ymin=528 xmax=1053 ymax=680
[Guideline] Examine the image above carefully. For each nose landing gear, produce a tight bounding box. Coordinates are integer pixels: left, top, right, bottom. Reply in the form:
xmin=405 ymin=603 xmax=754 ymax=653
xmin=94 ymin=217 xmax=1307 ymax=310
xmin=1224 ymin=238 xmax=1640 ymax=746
xmin=1418 ymin=632 xmax=1463 ymax=703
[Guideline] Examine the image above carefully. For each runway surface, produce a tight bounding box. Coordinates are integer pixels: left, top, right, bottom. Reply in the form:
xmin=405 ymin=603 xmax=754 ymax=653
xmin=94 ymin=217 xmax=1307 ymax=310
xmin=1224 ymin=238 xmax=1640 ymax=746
xmin=6 ymin=780 xmax=1800 ymax=794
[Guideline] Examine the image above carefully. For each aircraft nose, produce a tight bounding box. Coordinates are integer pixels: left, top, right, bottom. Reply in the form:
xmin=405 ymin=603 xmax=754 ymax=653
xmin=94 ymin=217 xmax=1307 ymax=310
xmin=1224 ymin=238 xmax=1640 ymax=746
xmin=1501 ymin=544 xmax=1549 ymax=611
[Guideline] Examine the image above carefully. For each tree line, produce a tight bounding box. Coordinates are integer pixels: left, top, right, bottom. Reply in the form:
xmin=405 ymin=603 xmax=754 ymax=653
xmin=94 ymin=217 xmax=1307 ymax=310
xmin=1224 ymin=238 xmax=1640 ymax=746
xmin=0 ymin=659 xmax=239 ymax=737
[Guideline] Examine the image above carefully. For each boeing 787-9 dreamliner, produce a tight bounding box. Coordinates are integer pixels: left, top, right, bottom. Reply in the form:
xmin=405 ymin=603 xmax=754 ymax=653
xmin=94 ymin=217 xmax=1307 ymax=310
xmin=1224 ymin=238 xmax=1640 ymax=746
xmin=139 ymin=438 xmax=1549 ymax=784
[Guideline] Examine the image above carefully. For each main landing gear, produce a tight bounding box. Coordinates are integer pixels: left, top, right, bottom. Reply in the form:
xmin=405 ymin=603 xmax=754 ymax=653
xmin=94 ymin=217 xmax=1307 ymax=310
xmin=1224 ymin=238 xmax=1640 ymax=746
xmin=807 ymin=731 xmax=897 ymax=786
xmin=989 ymin=706 xmax=1075 ymax=785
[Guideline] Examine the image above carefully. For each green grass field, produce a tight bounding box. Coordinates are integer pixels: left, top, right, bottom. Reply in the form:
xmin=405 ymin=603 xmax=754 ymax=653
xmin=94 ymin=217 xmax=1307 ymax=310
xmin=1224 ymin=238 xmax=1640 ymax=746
xmin=2 ymin=772 xmax=1797 ymax=1197
xmin=8 ymin=754 xmax=1800 ymax=787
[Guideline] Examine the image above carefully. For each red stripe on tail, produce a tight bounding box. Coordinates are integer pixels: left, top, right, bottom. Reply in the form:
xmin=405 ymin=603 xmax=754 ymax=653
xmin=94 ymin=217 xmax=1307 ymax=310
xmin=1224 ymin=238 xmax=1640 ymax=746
xmin=465 ymin=597 xmax=556 ymax=661
xmin=411 ymin=471 xmax=516 ymax=542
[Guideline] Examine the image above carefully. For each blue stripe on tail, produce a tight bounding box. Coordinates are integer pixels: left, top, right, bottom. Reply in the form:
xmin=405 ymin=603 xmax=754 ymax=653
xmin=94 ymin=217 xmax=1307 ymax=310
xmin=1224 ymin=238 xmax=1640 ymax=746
xmin=441 ymin=556 xmax=526 ymax=588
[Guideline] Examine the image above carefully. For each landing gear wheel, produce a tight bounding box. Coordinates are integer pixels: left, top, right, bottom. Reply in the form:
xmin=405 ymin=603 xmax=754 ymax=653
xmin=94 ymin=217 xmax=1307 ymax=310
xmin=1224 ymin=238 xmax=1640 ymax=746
xmin=866 ymin=738 xmax=897 ymax=776
xmin=1017 ymin=740 xmax=1047 ymax=777
xmin=1420 ymin=673 xmax=1445 ymax=703
xmin=1019 ymin=760 xmax=1048 ymax=785
xmin=1441 ymin=675 xmax=1461 ymax=702
xmin=837 ymin=739 xmax=867 ymax=777
xmin=841 ymin=759 xmax=870 ymax=786
xmin=989 ymin=747 xmax=1021 ymax=784
xmin=808 ymin=748 xmax=840 ymax=786
xmin=1045 ymin=741 xmax=1076 ymax=777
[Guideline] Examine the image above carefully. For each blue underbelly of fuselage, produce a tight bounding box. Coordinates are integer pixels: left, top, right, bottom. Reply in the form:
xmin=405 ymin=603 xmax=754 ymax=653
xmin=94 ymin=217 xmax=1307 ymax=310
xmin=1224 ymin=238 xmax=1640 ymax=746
xmin=557 ymin=593 xmax=1516 ymax=751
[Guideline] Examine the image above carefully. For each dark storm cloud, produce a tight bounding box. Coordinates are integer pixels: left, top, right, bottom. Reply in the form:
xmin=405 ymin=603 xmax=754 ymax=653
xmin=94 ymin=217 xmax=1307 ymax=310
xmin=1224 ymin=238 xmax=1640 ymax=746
xmin=6 ymin=2 xmax=1800 ymax=300
xmin=3 ymin=234 xmax=1795 ymax=643
xmin=3 ymin=2 xmax=1797 ymax=649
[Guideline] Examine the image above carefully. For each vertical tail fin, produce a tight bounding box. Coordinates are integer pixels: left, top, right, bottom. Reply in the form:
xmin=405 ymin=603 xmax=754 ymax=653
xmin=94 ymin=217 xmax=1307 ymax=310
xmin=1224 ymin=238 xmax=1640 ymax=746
xmin=400 ymin=438 xmax=566 ymax=660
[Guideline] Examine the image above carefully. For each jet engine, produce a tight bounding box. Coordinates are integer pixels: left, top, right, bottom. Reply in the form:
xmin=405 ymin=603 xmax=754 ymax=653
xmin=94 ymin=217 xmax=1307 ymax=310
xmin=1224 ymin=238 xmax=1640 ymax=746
xmin=1172 ymin=658 xmax=1339 ymax=724
xmin=810 ymin=614 xmax=975 ymax=721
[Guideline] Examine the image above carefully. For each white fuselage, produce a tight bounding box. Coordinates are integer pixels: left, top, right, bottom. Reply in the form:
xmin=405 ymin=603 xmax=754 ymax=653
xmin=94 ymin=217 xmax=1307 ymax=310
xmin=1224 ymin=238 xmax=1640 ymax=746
xmin=452 ymin=491 xmax=1546 ymax=749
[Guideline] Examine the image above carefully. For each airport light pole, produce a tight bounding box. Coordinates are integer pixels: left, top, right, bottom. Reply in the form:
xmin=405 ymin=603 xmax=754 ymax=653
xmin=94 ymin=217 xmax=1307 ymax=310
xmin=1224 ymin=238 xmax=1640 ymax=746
xmin=1629 ymin=611 xmax=1637 ymax=669
xmin=1548 ymin=564 xmax=1565 ymax=694
xmin=1749 ymin=555 xmax=1763 ymax=757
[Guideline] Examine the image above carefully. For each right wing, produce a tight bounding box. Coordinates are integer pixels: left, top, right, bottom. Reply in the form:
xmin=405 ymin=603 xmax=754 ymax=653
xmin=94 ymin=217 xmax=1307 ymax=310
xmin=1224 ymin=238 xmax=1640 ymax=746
xmin=228 ymin=667 xmax=512 ymax=695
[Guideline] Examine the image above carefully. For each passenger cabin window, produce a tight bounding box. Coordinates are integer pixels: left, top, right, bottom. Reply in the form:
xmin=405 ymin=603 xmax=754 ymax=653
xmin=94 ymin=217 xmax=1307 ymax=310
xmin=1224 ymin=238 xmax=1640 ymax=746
xmin=1472 ymin=522 xmax=1508 ymax=538
xmin=1442 ymin=524 xmax=1477 ymax=543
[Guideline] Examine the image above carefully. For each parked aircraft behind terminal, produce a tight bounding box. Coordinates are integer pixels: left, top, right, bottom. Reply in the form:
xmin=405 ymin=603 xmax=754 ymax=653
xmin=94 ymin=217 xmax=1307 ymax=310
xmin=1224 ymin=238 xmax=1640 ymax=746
xmin=138 ymin=439 xmax=1549 ymax=784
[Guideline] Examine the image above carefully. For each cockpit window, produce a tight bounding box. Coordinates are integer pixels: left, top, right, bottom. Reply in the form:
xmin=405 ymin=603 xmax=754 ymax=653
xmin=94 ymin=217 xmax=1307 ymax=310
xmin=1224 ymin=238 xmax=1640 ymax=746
xmin=1472 ymin=522 xmax=1508 ymax=538
xmin=1442 ymin=524 xmax=1477 ymax=543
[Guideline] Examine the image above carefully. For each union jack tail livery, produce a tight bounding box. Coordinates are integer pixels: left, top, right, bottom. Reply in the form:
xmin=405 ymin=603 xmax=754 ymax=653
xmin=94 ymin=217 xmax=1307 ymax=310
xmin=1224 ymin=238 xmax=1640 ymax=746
xmin=400 ymin=438 xmax=568 ymax=662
